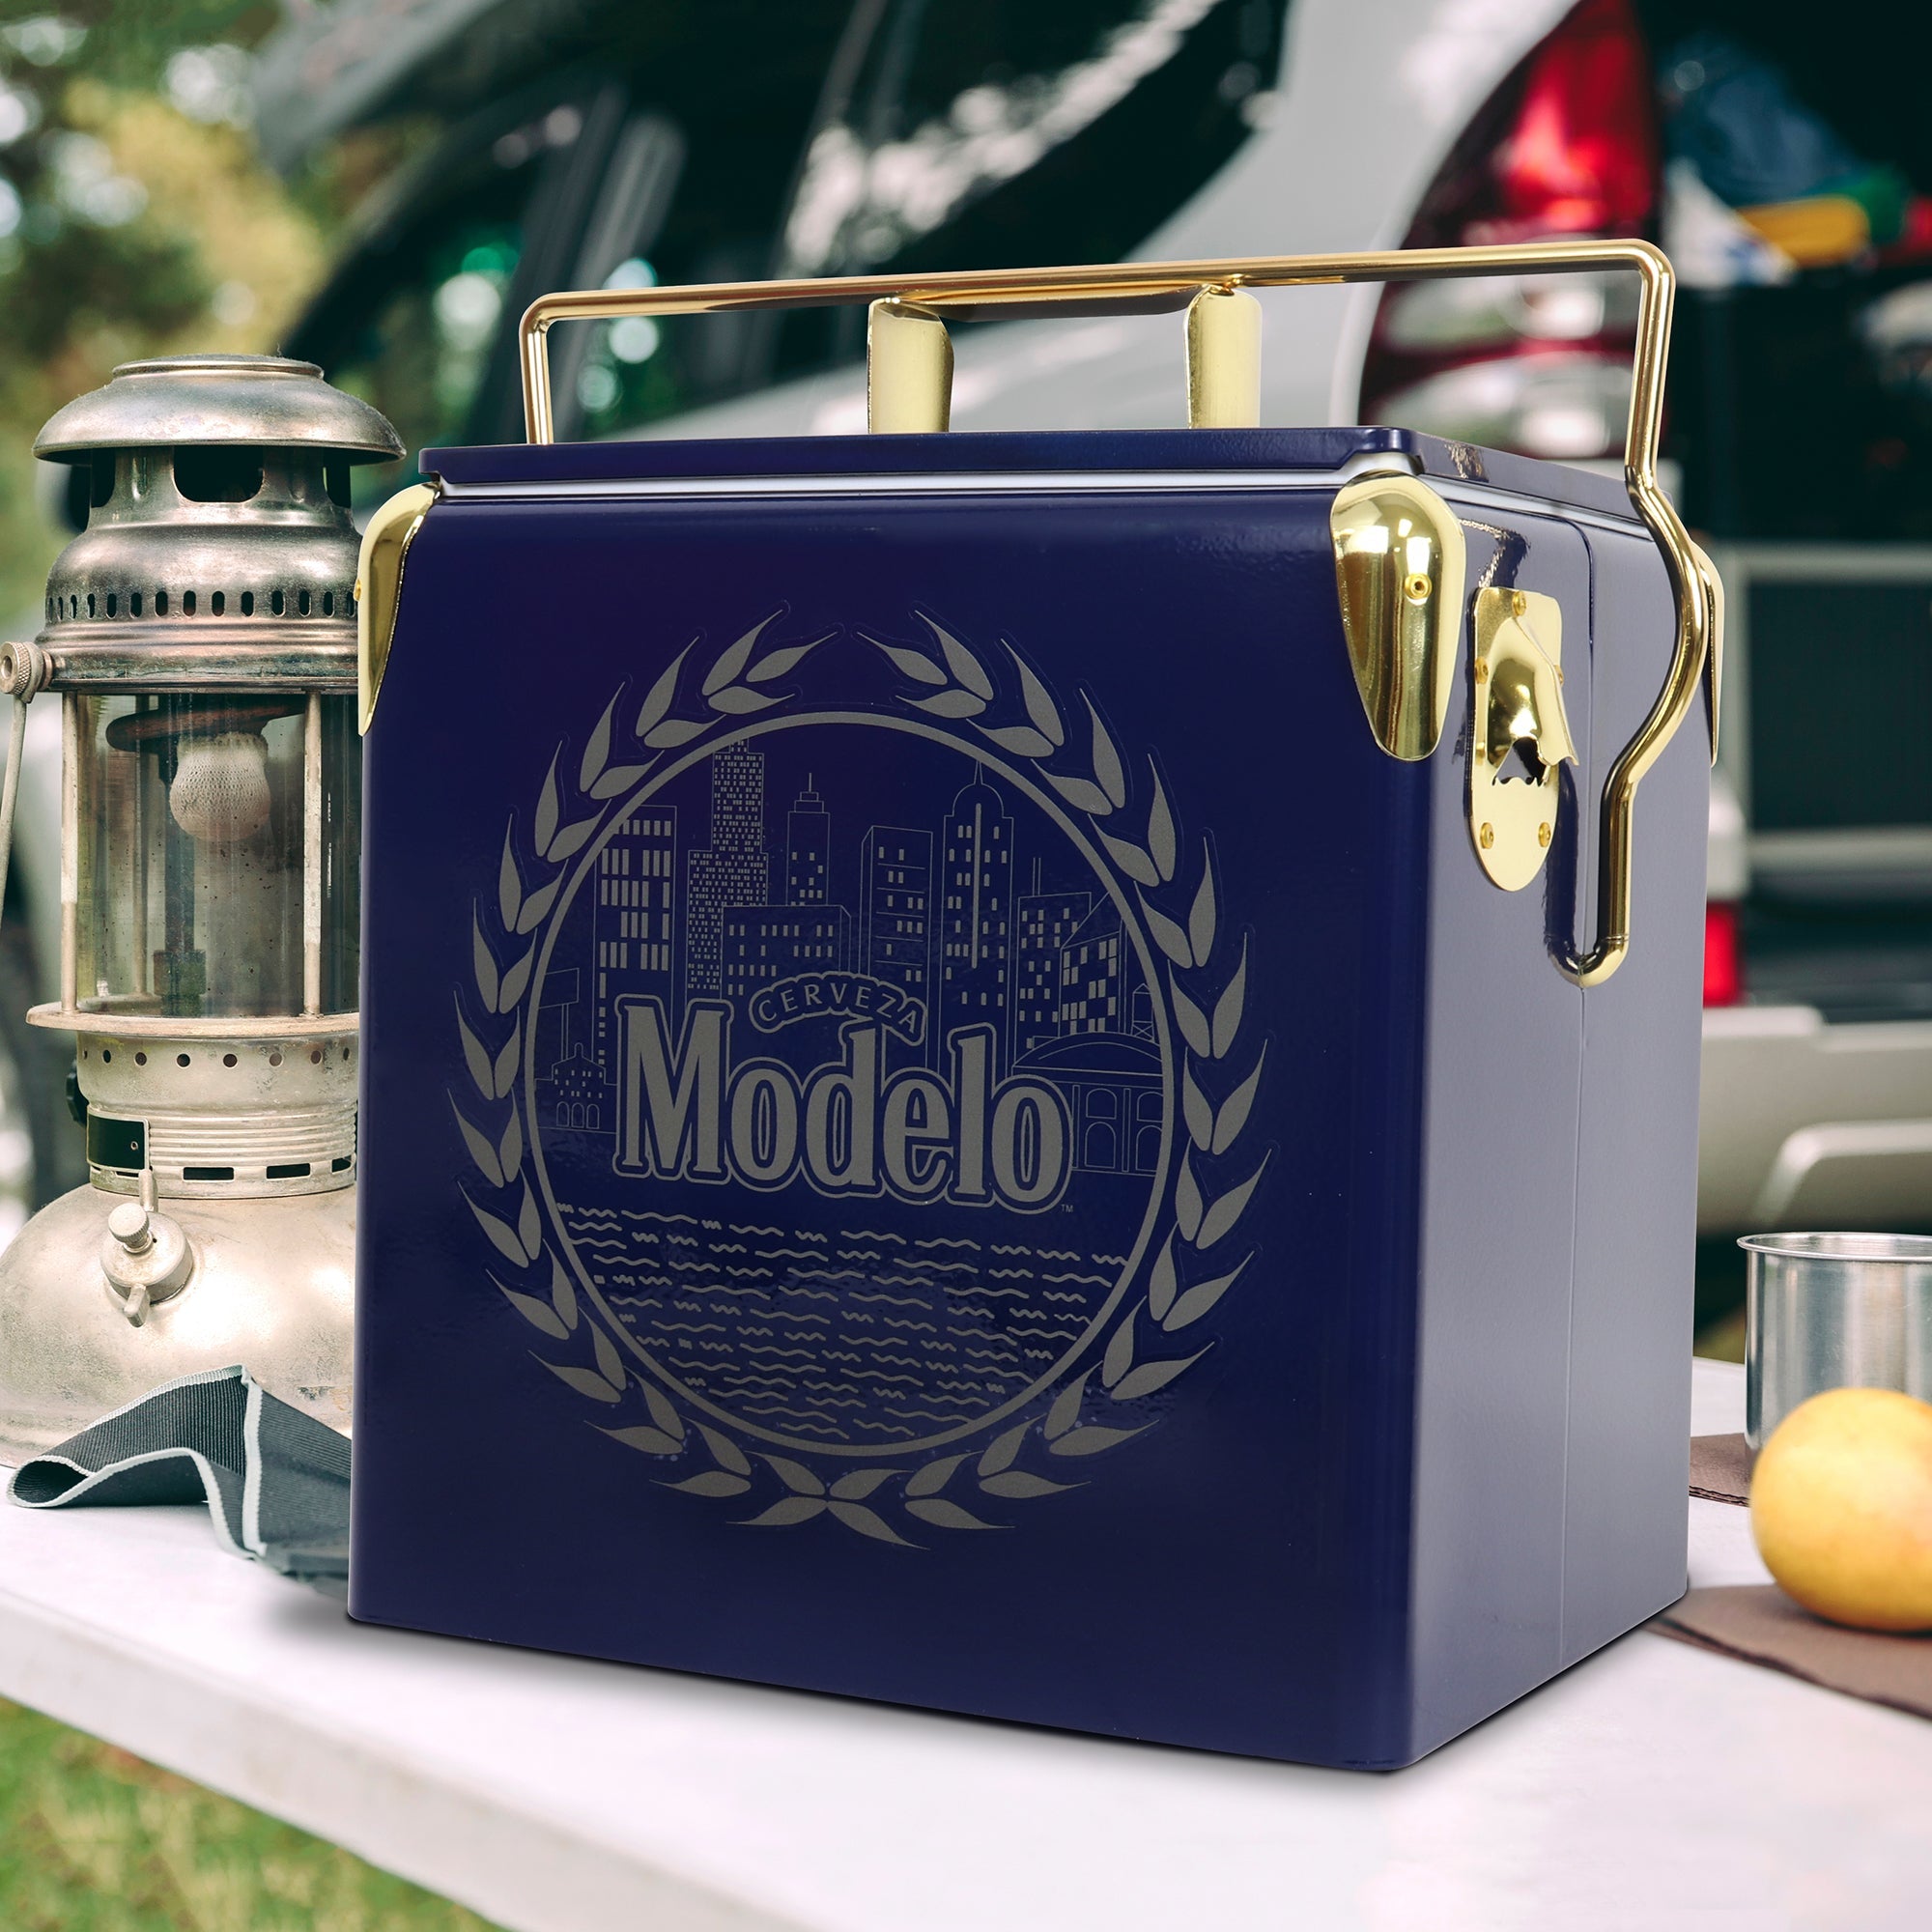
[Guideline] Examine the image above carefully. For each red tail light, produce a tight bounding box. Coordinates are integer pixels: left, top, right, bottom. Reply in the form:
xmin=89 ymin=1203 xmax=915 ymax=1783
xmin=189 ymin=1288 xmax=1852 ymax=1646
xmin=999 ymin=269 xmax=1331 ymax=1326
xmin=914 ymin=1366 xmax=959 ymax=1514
xmin=1359 ymin=0 xmax=1660 ymax=460
xmin=1462 ymin=0 xmax=1657 ymax=245
xmin=1703 ymin=901 xmax=1745 ymax=1008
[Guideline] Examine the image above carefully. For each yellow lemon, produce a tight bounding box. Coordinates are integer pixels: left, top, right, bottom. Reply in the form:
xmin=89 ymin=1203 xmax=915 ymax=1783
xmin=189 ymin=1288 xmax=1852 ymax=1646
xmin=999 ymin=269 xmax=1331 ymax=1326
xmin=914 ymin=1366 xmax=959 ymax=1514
xmin=1750 ymin=1386 xmax=1932 ymax=1632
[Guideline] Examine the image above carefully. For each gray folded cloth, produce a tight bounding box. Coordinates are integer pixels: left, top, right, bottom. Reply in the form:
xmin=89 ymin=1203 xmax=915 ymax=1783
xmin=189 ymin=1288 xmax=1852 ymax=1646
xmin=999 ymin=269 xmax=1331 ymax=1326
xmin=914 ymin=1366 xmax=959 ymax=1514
xmin=5 ymin=1364 xmax=350 ymax=1587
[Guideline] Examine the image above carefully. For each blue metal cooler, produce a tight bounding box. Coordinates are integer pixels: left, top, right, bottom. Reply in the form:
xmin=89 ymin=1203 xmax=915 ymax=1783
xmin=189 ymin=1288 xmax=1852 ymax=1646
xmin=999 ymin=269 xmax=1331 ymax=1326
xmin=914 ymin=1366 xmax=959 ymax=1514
xmin=349 ymin=243 xmax=1719 ymax=1769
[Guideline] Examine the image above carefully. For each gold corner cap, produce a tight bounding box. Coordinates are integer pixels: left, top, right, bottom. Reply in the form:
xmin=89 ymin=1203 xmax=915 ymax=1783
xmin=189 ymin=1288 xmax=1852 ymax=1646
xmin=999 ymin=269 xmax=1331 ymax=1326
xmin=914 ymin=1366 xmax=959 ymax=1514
xmin=1330 ymin=471 xmax=1466 ymax=761
xmin=355 ymin=481 xmax=438 ymax=734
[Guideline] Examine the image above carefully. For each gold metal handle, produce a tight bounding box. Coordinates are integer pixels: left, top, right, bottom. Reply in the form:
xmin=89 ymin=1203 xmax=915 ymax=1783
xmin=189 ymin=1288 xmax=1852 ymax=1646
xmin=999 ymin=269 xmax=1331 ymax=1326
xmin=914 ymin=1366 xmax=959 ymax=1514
xmin=518 ymin=240 xmax=1716 ymax=986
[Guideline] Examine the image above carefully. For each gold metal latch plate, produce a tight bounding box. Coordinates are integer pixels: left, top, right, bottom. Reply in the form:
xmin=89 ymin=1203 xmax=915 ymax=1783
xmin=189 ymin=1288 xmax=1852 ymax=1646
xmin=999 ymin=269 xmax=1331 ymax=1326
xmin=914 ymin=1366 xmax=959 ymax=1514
xmin=1470 ymin=587 xmax=1577 ymax=891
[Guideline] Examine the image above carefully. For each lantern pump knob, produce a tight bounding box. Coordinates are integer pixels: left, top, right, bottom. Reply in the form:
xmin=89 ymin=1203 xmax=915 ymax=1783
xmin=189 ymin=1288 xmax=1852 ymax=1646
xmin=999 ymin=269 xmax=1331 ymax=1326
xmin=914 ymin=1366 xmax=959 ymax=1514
xmin=99 ymin=1176 xmax=193 ymax=1325
xmin=106 ymin=1202 xmax=153 ymax=1252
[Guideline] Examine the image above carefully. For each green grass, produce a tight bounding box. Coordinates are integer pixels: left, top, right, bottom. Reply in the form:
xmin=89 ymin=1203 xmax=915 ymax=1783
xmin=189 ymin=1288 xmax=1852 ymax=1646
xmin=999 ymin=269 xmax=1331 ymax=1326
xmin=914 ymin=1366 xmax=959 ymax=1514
xmin=0 ymin=1699 xmax=501 ymax=1932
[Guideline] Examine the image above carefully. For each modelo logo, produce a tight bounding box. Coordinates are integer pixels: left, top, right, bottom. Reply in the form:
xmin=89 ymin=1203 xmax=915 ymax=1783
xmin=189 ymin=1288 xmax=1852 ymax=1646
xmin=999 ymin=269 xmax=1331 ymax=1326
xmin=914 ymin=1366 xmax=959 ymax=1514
xmin=462 ymin=616 xmax=1271 ymax=1535
xmin=503 ymin=684 xmax=1206 ymax=1472
xmin=615 ymin=999 xmax=1071 ymax=1208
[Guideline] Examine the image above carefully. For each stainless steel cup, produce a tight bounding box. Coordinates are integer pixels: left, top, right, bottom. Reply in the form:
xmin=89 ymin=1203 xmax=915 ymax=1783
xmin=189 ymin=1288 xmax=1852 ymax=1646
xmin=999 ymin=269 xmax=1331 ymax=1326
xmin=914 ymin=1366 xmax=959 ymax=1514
xmin=1741 ymin=1232 xmax=1932 ymax=1448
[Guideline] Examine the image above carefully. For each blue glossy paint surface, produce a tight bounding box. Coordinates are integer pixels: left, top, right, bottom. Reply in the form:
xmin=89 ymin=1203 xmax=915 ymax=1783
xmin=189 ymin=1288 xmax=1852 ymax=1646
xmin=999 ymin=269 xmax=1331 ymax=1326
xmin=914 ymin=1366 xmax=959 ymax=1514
xmin=352 ymin=429 xmax=1705 ymax=1768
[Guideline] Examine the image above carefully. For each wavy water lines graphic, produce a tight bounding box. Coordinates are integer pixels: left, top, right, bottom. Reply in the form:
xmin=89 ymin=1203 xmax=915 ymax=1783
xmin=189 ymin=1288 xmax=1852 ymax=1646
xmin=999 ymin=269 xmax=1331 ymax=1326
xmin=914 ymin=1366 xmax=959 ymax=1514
xmin=569 ymin=1207 xmax=702 ymax=1227
xmin=557 ymin=1200 xmax=1131 ymax=1446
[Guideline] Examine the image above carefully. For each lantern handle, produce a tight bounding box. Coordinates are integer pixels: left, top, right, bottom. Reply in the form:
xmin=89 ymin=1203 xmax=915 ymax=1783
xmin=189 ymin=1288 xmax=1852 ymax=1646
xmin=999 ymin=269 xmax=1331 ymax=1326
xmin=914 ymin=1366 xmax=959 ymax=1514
xmin=516 ymin=241 xmax=1718 ymax=987
xmin=0 ymin=642 xmax=52 ymax=932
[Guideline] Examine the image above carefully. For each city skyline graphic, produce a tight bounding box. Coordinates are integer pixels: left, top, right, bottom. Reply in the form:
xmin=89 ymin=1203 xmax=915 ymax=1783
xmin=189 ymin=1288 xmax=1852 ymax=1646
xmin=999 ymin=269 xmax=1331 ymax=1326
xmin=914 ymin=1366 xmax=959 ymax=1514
xmin=536 ymin=730 xmax=1162 ymax=1172
xmin=530 ymin=721 xmax=1171 ymax=1452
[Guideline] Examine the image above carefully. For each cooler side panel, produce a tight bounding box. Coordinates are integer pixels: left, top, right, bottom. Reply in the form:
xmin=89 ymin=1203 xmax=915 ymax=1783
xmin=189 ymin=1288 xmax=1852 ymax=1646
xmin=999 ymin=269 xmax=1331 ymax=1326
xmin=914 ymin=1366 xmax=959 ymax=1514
xmin=1407 ymin=513 xmax=1593 ymax=1759
xmin=1560 ymin=526 xmax=1707 ymax=1662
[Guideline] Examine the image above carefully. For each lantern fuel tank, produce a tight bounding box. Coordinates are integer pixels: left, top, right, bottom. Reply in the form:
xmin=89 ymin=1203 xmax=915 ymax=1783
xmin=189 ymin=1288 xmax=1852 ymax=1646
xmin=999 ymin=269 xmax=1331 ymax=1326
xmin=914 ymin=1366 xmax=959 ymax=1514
xmin=0 ymin=355 xmax=400 ymax=1463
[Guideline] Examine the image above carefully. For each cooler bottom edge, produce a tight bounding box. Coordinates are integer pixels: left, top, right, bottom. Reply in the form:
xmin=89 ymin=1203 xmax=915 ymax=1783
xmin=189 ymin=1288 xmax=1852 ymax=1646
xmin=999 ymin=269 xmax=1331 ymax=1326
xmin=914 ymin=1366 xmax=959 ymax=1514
xmin=341 ymin=1583 xmax=1417 ymax=1773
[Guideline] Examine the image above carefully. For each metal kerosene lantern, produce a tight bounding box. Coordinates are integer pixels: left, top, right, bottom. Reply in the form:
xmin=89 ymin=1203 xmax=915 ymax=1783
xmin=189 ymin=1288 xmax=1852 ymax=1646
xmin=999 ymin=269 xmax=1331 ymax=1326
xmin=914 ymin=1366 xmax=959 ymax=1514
xmin=0 ymin=355 xmax=400 ymax=1463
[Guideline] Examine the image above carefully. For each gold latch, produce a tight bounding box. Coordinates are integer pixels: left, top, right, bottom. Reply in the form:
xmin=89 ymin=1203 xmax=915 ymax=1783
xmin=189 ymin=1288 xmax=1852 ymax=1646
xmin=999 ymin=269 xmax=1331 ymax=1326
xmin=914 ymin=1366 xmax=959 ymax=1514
xmin=355 ymin=481 xmax=438 ymax=733
xmin=1330 ymin=472 xmax=1467 ymax=761
xmin=1469 ymin=587 xmax=1577 ymax=890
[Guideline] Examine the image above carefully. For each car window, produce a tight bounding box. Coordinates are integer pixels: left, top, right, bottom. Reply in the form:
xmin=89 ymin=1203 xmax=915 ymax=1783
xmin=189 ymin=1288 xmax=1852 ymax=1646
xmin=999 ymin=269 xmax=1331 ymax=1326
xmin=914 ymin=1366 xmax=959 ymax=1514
xmin=288 ymin=1 xmax=852 ymax=481
xmin=289 ymin=91 xmax=564 ymax=513
xmin=579 ymin=0 xmax=1288 ymax=437
xmin=784 ymin=0 xmax=1282 ymax=277
xmin=289 ymin=0 xmax=1284 ymax=472
xmin=1635 ymin=3 xmax=1932 ymax=540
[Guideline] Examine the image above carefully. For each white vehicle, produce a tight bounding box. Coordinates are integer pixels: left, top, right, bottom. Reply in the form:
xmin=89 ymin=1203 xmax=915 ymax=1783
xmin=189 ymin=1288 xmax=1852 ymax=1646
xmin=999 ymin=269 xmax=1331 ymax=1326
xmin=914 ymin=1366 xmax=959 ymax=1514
xmin=14 ymin=0 xmax=1926 ymax=1245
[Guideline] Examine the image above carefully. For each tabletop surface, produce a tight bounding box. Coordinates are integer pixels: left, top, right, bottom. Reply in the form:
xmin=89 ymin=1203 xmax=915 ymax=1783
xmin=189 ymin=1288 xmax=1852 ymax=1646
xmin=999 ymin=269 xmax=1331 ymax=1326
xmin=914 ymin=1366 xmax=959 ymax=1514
xmin=0 ymin=1359 xmax=1926 ymax=1932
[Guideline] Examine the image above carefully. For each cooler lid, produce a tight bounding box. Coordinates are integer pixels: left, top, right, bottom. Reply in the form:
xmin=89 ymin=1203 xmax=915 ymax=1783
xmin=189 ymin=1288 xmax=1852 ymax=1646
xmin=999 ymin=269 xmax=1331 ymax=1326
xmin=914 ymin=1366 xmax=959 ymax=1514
xmin=418 ymin=425 xmax=1645 ymax=525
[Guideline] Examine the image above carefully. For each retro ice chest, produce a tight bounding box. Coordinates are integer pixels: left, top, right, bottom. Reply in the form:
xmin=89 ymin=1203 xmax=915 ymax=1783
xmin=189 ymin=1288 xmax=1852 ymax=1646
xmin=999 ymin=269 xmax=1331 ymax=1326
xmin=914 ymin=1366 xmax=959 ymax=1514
xmin=351 ymin=243 xmax=1719 ymax=1768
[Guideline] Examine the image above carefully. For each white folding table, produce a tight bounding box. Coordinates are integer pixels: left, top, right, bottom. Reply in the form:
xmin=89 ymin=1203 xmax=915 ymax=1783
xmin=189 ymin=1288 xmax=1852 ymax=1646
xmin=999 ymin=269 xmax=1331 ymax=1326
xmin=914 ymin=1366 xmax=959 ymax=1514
xmin=0 ymin=1359 xmax=1925 ymax=1932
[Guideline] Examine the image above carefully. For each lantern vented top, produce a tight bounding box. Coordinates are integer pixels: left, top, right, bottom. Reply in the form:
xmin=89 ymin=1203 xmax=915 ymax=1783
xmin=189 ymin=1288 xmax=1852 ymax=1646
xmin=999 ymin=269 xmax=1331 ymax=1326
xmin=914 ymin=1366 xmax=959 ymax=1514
xmin=35 ymin=355 xmax=402 ymax=464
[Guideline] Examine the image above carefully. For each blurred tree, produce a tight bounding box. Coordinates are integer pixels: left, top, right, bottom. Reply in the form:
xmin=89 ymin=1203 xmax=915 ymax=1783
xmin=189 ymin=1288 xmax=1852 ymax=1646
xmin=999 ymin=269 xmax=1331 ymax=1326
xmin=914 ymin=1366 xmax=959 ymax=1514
xmin=0 ymin=2 xmax=328 ymax=616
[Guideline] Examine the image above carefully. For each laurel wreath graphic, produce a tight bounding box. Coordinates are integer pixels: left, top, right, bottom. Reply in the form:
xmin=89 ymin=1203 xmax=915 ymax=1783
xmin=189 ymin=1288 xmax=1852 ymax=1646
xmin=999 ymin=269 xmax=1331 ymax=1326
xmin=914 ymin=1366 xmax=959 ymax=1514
xmin=452 ymin=611 xmax=1266 ymax=1545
